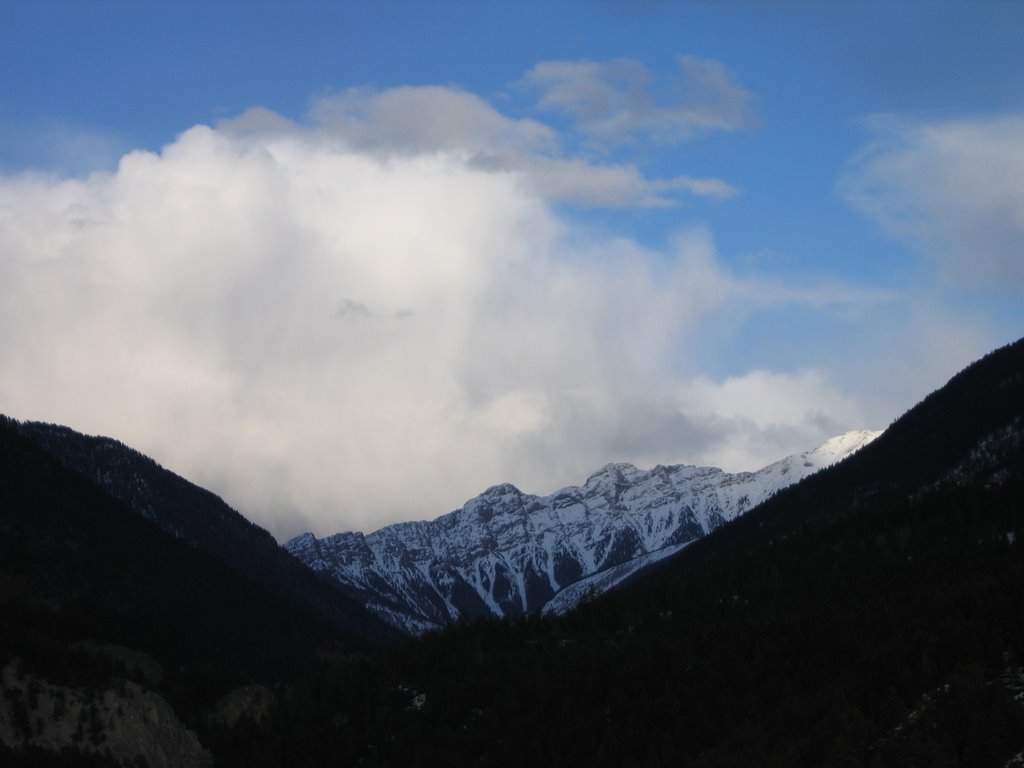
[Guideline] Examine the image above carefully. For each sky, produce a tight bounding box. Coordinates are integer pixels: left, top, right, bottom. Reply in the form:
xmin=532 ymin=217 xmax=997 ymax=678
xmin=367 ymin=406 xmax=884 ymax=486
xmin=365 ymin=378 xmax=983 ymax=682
xmin=1 ymin=1 xmax=1022 ymax=541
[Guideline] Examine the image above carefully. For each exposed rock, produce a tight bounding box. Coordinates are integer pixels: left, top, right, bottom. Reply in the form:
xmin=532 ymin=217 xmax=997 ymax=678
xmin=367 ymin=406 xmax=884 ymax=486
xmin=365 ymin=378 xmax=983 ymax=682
xmin=0 ymin=663 xmax=213 ymax=768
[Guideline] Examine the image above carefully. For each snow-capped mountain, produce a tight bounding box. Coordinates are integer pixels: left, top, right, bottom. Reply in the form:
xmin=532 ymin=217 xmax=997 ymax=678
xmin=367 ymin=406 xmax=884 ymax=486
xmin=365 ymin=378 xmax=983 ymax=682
xmin=286 ymin=430 xmax=880 ymax=634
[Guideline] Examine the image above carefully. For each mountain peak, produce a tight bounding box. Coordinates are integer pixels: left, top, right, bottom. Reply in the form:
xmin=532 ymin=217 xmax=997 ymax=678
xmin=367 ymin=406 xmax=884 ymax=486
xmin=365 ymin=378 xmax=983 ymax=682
xmin=582 ymin=461 xmax=643 ymax=486
xmin=479 ymin=482 xmax=523 ymax=498
xmin=802 ymin=429 xmax=882 ymax=463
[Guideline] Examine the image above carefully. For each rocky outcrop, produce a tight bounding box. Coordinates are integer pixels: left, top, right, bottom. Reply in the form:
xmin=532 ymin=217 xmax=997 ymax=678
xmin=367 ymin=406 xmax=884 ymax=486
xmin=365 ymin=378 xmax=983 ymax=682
xmin=0 ymin=663 xmax=213 ymax=768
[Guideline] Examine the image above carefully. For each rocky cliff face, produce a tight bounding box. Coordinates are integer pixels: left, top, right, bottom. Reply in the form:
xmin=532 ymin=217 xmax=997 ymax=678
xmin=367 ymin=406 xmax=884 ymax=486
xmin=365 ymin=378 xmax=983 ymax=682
xmin=0 ymin=663 xmax=213 ymax=768
xmin=287 ymin=431 xmax=880 ymax=633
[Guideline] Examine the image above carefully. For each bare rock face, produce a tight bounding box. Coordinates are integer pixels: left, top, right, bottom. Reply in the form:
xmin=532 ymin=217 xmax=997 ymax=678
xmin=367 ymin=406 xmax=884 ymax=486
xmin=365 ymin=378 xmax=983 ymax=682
xmin=0 ymin=663 xmax=213 ymax=768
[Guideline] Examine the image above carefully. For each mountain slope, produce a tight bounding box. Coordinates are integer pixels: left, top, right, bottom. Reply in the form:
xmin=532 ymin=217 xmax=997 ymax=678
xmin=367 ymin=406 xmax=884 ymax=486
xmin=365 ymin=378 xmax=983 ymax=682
xmin=642 ymin=336 xmax=1024 ymax=585
xmin=13 ymin=420 xmax=400 ymax=646
xmin=287 ymin=430 xmax=879 ymax=633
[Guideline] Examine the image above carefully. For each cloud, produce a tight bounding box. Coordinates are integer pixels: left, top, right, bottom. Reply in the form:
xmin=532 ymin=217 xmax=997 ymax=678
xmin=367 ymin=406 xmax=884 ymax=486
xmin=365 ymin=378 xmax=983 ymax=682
xmin=519 ymin=54 xmax=755 ymax=146
xmin=523 ymin=159 xmax=737 ymax=207
xmin=0 ymin=88 xmax=876 ymax=540
xmin=306 ymin=85 xmax=556 ymax=158
xmin=675 ymin=369 xmax=864 ymax=472
xmin=216 ymin=86 xmax=740 ymax=210
xmin=839 ymin=114 xmax=1024 ymax=291
xmin=296 ymin=84 xmax=737 ymax=208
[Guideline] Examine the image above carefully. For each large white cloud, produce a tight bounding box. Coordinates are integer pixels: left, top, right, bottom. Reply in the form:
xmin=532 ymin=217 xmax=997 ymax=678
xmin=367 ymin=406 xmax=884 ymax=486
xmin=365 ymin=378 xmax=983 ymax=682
xmin=0 ymin=85 xmax=876 ymax=539
xmin=840 ymin=114 xmax=1024 ymax=291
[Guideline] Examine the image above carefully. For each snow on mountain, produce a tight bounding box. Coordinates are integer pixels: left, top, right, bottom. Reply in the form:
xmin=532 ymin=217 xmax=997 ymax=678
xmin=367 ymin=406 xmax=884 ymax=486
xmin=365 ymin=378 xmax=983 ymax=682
xmin=540 ymin=540 xmax=694 ymax=617
xmin=286 ymin=430 xmax=881 ymax=634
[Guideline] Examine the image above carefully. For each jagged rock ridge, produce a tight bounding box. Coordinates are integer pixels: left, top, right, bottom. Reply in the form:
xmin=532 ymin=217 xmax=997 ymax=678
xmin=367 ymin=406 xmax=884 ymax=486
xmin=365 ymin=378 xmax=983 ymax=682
xmin=287 ymin=430 xmax=880 ymax=633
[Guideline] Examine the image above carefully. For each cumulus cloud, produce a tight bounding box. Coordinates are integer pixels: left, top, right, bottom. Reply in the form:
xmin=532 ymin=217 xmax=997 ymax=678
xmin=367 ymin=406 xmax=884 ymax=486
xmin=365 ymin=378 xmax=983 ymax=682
xmin=0 ymin=86 xmax=873 ymax=540
xmin=520 ymin=54 xmax=755 ymax=146
xmin=839 ymin=114 xmax=1024 ymax=290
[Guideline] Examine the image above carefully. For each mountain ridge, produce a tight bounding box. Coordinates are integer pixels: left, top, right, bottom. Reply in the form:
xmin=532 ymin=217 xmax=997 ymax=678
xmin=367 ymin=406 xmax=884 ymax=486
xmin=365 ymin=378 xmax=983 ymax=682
xmin=287 ymin=429 xmax=880 ymax=633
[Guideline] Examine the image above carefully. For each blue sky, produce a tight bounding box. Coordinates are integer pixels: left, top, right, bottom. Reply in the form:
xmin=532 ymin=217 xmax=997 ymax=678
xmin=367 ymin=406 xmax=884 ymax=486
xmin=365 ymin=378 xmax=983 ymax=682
xmin=2 ymin=1 xmax=1022 ymax=538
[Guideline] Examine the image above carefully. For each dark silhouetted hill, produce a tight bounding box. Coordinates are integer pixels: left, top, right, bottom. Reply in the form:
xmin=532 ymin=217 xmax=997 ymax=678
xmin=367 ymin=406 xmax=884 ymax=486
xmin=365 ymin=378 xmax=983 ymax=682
xmin=13 ymin=419 xmax=399 ymax=647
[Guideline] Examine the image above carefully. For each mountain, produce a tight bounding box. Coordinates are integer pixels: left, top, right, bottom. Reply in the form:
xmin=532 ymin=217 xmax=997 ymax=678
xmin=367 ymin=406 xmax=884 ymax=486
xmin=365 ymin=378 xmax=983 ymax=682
xmin=13 ymin=420 xmax=400 ymax=647
xmin=262 ymin=337 xmax=1024 ymax=768
xmin=286 ymin=430 xmax=879 ymax=633
xmin=644 ymin=336 xmax=1024 ymax=585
